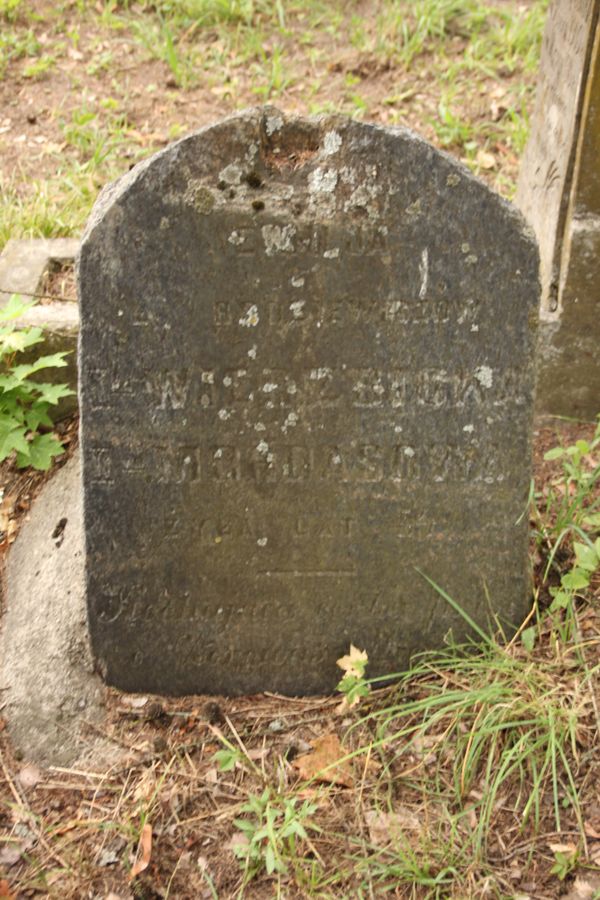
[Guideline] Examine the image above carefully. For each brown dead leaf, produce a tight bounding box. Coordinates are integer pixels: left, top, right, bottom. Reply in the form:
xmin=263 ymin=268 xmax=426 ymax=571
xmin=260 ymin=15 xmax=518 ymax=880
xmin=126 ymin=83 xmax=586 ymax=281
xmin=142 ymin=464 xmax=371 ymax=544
xmin=476 ymin=149 xmax=496 ymax=170
xmin=292 ymin=734 xmax=353 ymax=787
xmin=17 ymin=765 xmax=43 ymax=789
xmin=562 ymin=875 xmax=600 ymax=900
xmin=130 ymin=823 xmax=152 ymax=880
xmin=0 ymin=881 xmax=15 ymax=899
xmin=365 ymin=806 xmax=421 ymax=845
xmin=585 ymin=821 xmax=600 ymax=839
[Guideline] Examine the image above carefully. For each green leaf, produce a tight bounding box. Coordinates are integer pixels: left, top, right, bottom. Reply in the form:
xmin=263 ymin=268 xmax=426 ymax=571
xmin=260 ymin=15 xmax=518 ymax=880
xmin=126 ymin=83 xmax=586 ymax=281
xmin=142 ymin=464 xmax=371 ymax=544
xmin=561 ymin=568 xmax=590 ymax=591
xmin=583 ymin=512 xmax=600 ymax=528
xmin=11 ymin=353 xmax=69 ymax=380
xmin=25 ymin=402 xmax=53 ymax=432
xmin=0 ymin=294 xmax=34 ymax=322
xmin=573 ymin=541 xmax=599 ymax=572
xmin=550 ymin=591 xmax=570 ymax=611
xmin=544 ymin=447 xmax=565 ymax=461
xmin=16 ymin=433 xmax=64 ymax=471
xmin=213 ymin=749 xmax=238 ymax=772
xmin=36 ymin=382 xmax=75 ymax=405
xmin=0 ymin=327 xmax=44 ymax=354
xmin=521 ymin=626 xmax=536 ymax=652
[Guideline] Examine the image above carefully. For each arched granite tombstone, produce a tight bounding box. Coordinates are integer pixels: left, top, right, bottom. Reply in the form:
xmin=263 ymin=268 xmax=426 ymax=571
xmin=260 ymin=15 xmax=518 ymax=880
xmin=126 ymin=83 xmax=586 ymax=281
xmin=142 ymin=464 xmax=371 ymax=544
xmin=78 ymin=108 xmax=539 ymax=694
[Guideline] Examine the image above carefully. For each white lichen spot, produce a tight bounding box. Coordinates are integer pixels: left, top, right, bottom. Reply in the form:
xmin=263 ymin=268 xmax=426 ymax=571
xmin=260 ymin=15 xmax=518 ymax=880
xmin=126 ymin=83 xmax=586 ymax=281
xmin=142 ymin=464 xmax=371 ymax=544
xmin=281 ymin=411 xmax=298 ymax=434
xmin=257 ymin=440 xmax=269 ymax=455
xmin=218 ymin=409 xmax=231 ymax=420
xmin=291 ymin=275 xmax=305 ymax=288
xmin=228 ymin=230 xmax=245 ymax=246
xmin=322 ymin=130 xmax=342 ymax=156
xmin=239 ymin=305 xmax=259 ymax=327
xmin=237 ymin=369 xmax=247 ymax=378
xmin=117 ymin=309 xmax=124 ymax=317
xmin=257 ymin=537 xmax=268 ymax=547
xmin=463 ymin=424 xmax=475 ymax=433
xmin=332 ymin=454 xmax=342 ymax=465
xmin=262 ymin=382 xmax=278 ymax=393
xmin=265 ymin=111 xmax=284 ymax=135
xmin=324 ymin=247 xmax=340 ymax=259
xmin=394 ymin=425 xmax=403 ymax=433
xmin=223 ymin=375 xmax=233 ymax=387
xmin=290 ymin=300 xmax=305 ymax=318
xmin=254 ymin=422 xmax=266 ymax=432
xmin=214 ymin=448 xmax=223 ymax=459
xmin=434 ymin=475 xmax=444 ymax=482
xmin=471 ymin=324 xmax=479 ymax=332
xmin=262 ymin=223 xmax=296 ymax=255
xmin=287 ymin=381 xmax=297 ymax=395
xmin=461 ymin=242 xmax=470 ymax=254
xmin=475 ymin=365 xmax=493 ymax=388
xmin=202 ymin=371 xmax=214 ymax=384
xmin=218 ymin=162 xmax=243 ymax=185
xmin=308 ymin=167 xmax=338 ymax=194
xmin=248 ymin=345 xmax=257 ymax=359
xmin=404 ymin=447 xmax=415 ymax=458
xmin=466 ymin=254 xmax=478 ymax=265
xmin=310 ymin=367 xmax=331 ymax=380
xmin=159 ymin=216 xmax=170 ymax=230
xmin=447 ymin=173 xmax=460 ymax=187
xmin=419 ymin=248 xmax=429 ymax=300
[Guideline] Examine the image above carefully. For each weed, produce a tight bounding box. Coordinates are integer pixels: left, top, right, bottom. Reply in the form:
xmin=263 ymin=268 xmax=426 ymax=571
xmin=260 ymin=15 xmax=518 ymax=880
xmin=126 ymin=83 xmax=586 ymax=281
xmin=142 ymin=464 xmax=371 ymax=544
xmin=0 ymin=0 xmax=22 ymax=22
xmin=23 ymin=54 xmax=55 ymax=79
xmin=0 ymin=295 xmax=74 ymax=469
xmin=232 ymin=787 xmax=320 ymax=880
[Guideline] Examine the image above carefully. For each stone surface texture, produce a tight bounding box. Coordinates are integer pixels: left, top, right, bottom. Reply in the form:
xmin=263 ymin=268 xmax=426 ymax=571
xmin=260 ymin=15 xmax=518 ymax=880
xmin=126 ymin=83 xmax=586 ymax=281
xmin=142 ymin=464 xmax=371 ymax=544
xmin=78 ymin=107 xmax=539 ymax=695
xmin=0 ymin=451 xmax=107 ymax=766
xmin=517 ymin=0 xmax=600 ymax=417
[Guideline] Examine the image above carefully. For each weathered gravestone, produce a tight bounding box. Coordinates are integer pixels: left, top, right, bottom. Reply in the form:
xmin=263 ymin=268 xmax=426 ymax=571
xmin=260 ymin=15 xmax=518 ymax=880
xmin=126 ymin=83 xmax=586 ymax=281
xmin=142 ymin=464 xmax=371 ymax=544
xmin=517 ymin=0 xmax=600 ymax=417
xmin=78 ymin=108 xmax=539 ymax=695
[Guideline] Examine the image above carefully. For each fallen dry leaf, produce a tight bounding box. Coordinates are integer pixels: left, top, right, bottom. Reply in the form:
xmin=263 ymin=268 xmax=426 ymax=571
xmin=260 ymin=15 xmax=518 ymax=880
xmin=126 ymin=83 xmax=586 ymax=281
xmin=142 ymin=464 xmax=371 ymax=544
xmin=562 ymin=875 xmax=600 ymax=900
xmin=130 ymin=823 xmax=152 ymax=880
xmin=17 ymin=765 xmax=43 ymax=789
xmin=476 ymin=149 xmax=496 ymax=170
xmin=0 ymin=881 xmax=15 ymax=899
xmin=549 ymin=841 xmax=577 ymax=855
xmin=292 ymin=734 xmax=353 ymax=787
xmin=365 ymin=806 xmax=421 ymax=845
xmin=585 ymin=821 xmax=600 ymax=839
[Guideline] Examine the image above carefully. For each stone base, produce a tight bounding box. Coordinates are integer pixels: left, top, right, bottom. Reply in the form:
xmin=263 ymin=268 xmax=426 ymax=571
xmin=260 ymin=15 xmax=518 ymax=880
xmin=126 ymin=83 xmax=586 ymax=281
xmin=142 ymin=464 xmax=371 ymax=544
xmin=0 ymin=451 xmax=109 ymax=767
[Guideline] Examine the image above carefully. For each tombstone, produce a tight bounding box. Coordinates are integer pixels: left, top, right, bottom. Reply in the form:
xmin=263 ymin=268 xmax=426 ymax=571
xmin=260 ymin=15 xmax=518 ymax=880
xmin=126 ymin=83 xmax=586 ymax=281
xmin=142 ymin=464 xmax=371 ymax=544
xmin=78 ymin=108 xmax=539 ymax=695
xmin=517 ymin=0 xmax=600 ymax=417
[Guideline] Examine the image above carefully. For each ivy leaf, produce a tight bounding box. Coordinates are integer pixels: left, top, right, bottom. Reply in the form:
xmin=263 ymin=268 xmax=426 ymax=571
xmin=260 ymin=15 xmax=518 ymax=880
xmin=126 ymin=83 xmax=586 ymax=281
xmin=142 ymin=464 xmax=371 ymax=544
xmin=11 ymin=353 xmax=69 ymax=380
xmin=0 ymin=423 xmax=29 ymax=460
xmin=16 ymin=433 xmax=64 ymax=471
xmin=35 ymin=383 xmax=75 ymax=405
xmin=0 ymin=294 xmax=34 ymax=322
xmin=0 ymin=327 xmax=44 ymax=354
xmin=336 ymin=644 xmax=369 ymax=679
xmin=25 ymin=402 xmax=53 ymax=432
